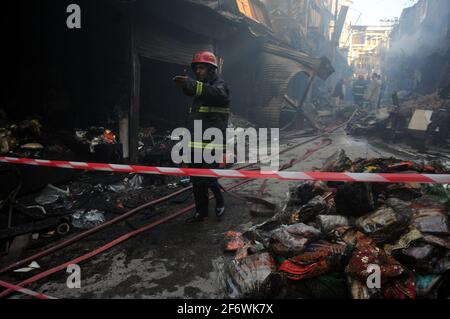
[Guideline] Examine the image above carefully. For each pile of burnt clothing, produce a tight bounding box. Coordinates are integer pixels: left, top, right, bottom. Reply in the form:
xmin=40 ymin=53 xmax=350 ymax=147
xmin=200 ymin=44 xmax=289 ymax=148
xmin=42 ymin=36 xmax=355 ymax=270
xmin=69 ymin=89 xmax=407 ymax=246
xmin=223 ymin=150 xmax=450 ymax=299
xmin=0 ymin=117 xmax=70 ymax=158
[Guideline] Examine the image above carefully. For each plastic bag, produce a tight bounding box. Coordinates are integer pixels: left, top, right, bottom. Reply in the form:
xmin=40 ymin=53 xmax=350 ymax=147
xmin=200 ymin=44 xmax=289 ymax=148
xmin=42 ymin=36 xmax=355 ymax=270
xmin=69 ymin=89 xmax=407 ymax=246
xmin=316 ymin=215 xmax=350 ymax=233
xmin=384 ymin=229 xmax=423 ymax=255
xmin=284 ymin=223 xmax=322 ymax=238
xmin=269 ymin=230 xmax=309 ymax=258
xmin=35 ymin=184 xmax=69 ymax=205
xmin=225 ymin=252 xmax=276 ymax=298
xmin=411 ymin=208 xmax=449 ymax=235
xmin=269 ymin=224 xmax=321 ymax=258
xmin=296 ymin=196 xmax=334 ymax=224
xmin=402 ymin=244 xmax=434 ymax=260
xmin=356 ymin=206 xmax=409 ymax=244
xmin=385 ymin=198 xmax=413 ymax=217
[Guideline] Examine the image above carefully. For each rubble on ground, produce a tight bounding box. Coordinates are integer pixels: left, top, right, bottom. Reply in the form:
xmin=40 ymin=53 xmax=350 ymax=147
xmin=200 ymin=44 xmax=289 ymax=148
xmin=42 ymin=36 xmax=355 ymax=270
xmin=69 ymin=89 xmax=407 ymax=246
xmin=398 ymin=91 xmax=450 ymax=111
xmin=223 ymin=150 xmax=450 ymax=299
xmin=346 ymin=93 xmax=450 ymax=149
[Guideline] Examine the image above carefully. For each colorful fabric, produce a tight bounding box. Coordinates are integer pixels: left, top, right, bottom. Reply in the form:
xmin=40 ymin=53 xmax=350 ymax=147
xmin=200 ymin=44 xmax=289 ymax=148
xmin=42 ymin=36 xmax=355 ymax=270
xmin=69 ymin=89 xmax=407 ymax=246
xmin=345 ymin=235 xmax=405 ymax=282
xmin=383 ymin=274 xmax=416 ymax=299
xmin=224 ymin=231 xmax=246 ymax=252
xmin=384 ymin=229 xmax=423 ymax=255
xmin=416 ymin=274 xmax=442 ymax=296
xmin=279 ymin=244 xmax=346 ymax=281
xmin=279 ymin=256 xmax=329 ymax=281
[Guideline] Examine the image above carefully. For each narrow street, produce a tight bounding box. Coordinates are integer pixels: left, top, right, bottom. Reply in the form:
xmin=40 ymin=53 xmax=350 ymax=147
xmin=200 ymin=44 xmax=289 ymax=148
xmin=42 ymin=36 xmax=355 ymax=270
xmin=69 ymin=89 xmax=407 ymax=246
xmin=27 ymin=129 xmax=427 ymax=299
xmin=1 ymin=0 xmax=450 ymax=304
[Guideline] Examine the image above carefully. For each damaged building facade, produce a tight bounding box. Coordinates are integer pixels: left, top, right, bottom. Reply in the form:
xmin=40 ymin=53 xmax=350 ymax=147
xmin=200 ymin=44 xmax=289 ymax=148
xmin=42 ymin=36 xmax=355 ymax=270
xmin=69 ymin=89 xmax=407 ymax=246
xmin=0 ymin=0 xmax=338 ymax=265
xmin=385 ymin=0 xmax=450 ymax=94
xmin=2 ymin=0 xmax=337 ymax=167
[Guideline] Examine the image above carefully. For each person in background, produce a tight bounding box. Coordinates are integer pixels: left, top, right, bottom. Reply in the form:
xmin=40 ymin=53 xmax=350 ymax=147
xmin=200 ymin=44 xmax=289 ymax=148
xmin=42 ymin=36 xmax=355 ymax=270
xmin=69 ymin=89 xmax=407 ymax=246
xmin=333 ymin=79 xmax=345 ymax=109
xmin=352 ymin=75 xmax=367 ymax=108
xmin=364 ymin=73 xmax=382 ymax=109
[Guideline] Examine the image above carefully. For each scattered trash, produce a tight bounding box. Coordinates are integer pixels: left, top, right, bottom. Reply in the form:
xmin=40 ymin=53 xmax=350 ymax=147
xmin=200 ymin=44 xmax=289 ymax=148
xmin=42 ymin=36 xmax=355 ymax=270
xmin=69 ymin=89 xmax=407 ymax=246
xmin=108 ymin=174 xmax=143 ymax=193
xmin=71 ymin=209 xmax=106 ymax=229
xmin=347 ymin=92 xmax=450 ymax=147
xmin=224 ymin=231 xmax=247 ymax=252
xmin=75 ymin=127 xmax=117 ymax=153
xmin=14 ymin=261 xmax=40 ymax=273
xmin=35 ymin=184 xmax=69 ymax=206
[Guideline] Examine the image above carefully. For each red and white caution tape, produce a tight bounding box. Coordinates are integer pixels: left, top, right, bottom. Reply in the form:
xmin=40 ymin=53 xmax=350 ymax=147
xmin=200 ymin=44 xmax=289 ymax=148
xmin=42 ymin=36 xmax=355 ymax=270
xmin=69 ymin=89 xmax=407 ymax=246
xmin=1 ymin=156 xmax=449 ymax=184
xmin=0 ymin=280 xmax=56 ymax=299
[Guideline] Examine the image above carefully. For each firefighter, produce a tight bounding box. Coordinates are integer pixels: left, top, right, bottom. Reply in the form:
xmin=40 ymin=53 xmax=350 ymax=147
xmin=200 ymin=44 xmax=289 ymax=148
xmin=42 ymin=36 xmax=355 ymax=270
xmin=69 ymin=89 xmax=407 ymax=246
xmin=173 ymin=51 xmax=230 ymax=223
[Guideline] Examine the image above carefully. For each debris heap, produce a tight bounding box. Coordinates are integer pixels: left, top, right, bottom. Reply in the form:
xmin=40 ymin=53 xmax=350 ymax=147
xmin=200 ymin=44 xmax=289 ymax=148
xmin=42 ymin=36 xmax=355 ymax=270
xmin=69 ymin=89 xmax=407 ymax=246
xmin=223 ymin=150 xmax=450 ymax=299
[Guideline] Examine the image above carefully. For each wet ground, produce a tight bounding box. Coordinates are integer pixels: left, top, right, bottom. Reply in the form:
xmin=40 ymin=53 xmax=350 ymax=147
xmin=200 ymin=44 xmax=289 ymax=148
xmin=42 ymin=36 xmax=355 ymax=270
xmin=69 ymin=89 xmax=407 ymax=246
xmin=3 ymin=128 xmax=429 ymax=298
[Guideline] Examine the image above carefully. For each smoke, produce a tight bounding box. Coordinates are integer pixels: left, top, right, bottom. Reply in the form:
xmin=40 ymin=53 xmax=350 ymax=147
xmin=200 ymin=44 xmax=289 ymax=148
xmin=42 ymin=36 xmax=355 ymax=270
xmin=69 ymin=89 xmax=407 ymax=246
xmin=388 ymin=0 xmax=450 ymax=57
xmin=389 ymin=28 xmax=444 ymax=56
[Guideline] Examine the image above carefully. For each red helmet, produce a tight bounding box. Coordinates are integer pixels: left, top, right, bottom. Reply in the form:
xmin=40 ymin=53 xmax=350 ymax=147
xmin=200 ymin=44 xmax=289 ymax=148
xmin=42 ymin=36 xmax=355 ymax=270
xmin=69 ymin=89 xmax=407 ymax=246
xmin=192 ymin=51 xmax=218 ymax=68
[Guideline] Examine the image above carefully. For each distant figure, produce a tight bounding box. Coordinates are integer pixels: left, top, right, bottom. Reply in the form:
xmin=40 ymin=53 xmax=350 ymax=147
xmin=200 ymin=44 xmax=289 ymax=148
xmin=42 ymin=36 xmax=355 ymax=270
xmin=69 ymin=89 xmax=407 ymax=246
xmin=364 ymin=73 xmax=382 ymax=109
xmin=352 ymin=75 xmax=367 ymax=108
xmin=391 ymin=90 xmax=400 ymax=108
xmin=332 ymin=79 xmax=345 ymax=109
xmin=377 ymin=75 xmax=386 ymax=108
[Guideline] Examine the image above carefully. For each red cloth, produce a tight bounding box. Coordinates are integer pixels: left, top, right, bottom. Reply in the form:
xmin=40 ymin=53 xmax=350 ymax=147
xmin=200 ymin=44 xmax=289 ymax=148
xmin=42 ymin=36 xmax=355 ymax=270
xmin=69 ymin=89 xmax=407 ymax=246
xmin=278 ymin=245 xmax=343 ymax=281
xmin=383 ymin=274 xmax=417 ymax=299
xmin=345 ymin=235 xmax=405 ymax=282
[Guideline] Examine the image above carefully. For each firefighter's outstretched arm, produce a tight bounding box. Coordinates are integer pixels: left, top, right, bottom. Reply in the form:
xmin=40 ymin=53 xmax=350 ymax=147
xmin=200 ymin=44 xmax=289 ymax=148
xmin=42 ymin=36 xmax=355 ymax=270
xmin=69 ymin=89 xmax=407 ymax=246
xmin=183 ymin=77 xmax=230 ymax=105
